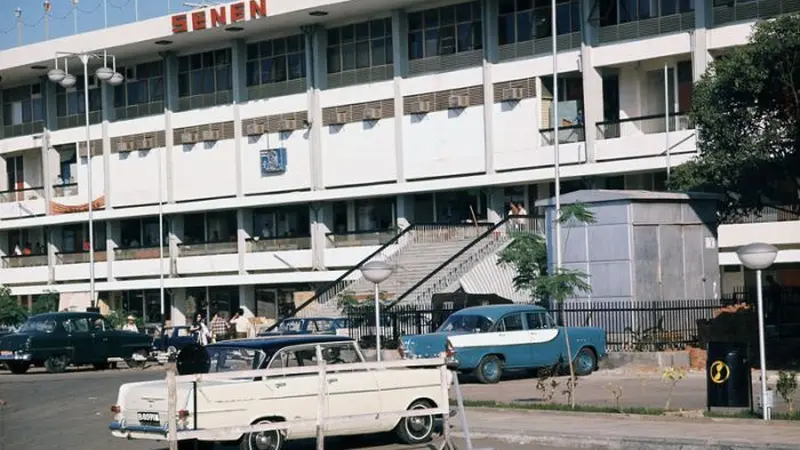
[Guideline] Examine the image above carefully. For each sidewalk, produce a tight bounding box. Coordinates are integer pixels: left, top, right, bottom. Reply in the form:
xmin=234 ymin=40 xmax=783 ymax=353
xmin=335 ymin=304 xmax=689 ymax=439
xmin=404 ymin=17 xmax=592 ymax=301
xmin=453 ymin=407 xmax=800 ymax=450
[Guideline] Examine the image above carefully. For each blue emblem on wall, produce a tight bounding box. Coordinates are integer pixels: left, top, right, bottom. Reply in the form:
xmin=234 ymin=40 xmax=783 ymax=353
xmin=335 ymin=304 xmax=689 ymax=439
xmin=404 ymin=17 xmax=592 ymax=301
xmin=260 ymin=148 xmax=287 ymax=175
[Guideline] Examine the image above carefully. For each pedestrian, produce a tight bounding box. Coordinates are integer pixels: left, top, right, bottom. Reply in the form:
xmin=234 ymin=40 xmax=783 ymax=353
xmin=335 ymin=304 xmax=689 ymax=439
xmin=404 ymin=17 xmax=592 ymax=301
xmin=229 ymin=308 xmax=250 ymax=340
xmin=209 ymin=310 xmax=228 ymax=343
xmin=122 ymin=315 xmax=139 ymax=333
xmin=190 ymin=313 xmax=211 ymax=346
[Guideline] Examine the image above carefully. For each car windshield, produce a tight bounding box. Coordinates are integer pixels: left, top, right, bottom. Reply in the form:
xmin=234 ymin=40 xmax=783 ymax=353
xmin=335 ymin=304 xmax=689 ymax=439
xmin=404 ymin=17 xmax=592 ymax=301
xmin=278 ymin=320 xmax=304 ymax=332
xmin=437 ymin=314 xmax=494 ymax=333
xmin=19 ymin=318 xmax=57 ymax=333
xmin=206 ymin=346 xmax=266 ymax=373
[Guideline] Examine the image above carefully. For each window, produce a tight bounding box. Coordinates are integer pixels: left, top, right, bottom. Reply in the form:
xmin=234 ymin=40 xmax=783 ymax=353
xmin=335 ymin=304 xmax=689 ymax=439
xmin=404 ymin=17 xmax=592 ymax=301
xmin=327 ymin=19 xmax=393 ymax=74
xmin=354 ymin=198 xmax=396 ymax=231
xmin=498 ymin=314 xmax=524 ymax=331
xmin=247 ymin=35 xmax=306 ymax=86
xmin=437 ymin=314 xmax=494 ymax=333
xmin=113 ymin=61 xmax=164 ymax=108
xmin=177 ymin=49 xmax=232 ymax=98
xmin=498 ymin=0 xmax=581 ymax=46
xmin=206 ymin=346 xmax=266 ymax=373
xmin=253 ymin=206 xmax=310 ymax=238
xmin=525 ymin=312 xmax=551 ymax=329
xmin=320 ymin=343 xmax=361 ymax=365
xmin=269 ymin=346 xmax=319 ymax=369
xmin=67 ymin=318 xmax=90 ymax=333
xmin=408 ymin=2 xmax=482 ymax=60
xmin=2 ymin=84 xmax=44 ymax=127
xmin=56 ymin=76 xmax=101 ymax=118
xmin=332 ymin=201 xmax=348 ymax=234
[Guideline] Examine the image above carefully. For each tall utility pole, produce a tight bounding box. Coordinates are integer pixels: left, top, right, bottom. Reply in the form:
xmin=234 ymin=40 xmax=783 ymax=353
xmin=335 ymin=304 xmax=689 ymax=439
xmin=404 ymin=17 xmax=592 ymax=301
xmin=72 ymin=0 xmax=79 ymax=34
xmin=44 ymin=1 xmax=51 ymax=40
xmin=14 ymin=7 xmax=22 ymax=46
xmin=551 ymin=0 xmax=562 ymax=270
xmin=103 ymin=0 xmax=108 ymax=28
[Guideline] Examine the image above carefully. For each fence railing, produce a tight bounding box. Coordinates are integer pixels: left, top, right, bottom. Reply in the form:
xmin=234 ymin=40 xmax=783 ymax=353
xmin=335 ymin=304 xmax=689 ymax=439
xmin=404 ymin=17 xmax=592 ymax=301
xmin=246 ymin=235 xmax=312 ymax=252
xmin=721 ymin=205 xmax=800 ymax=224
xmin=596 ymin=113 xmax=693 ymax=140
xmin=346 ymin=298 xmax=723 ymax=351
xmin=56 ymin=250 xmax=108 ymax=264
xmin=539 ymin=125 xmax=586 ymax=145
xmin=114 ymin=245 xmax=166 ymax=261
xmin=177 ymin=241 xmax=238 ymax=257
xmin=0 ymin=187 xmax=45 ymax=203
xmin=325 ymin=229 xmax=398 ymax=248
xmin=2 ymin=254 xmax=48 ymax=268
xmin=723 ymin=287 xmax=800 ymax=338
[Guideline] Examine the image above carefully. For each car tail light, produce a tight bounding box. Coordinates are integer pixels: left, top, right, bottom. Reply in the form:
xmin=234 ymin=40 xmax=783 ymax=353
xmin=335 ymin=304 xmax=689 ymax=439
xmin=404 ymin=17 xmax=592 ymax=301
xmin=110 ymin=405 xmax=121 ymax=414
xmin=445 ymin=340 xmax=455 ymax=359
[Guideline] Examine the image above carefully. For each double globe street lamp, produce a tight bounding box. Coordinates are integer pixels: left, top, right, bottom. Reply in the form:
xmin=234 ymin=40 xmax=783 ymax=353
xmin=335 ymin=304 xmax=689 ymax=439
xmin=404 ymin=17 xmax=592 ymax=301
xmin=47 ymin=51 xmax=124 ymax=308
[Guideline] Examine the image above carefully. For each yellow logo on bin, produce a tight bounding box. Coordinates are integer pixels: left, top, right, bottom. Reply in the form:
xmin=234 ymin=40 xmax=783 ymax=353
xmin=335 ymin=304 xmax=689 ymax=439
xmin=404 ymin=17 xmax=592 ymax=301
xmin=710 ymin=360 xmax=730 ymax=384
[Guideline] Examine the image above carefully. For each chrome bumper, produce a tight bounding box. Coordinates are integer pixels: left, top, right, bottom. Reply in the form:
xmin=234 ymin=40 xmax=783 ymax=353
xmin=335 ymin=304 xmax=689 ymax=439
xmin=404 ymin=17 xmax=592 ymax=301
xmin=110 ymin=421 xmax=168 ymax=436
xmin=0 ymin=352 xmax=31 ymax=361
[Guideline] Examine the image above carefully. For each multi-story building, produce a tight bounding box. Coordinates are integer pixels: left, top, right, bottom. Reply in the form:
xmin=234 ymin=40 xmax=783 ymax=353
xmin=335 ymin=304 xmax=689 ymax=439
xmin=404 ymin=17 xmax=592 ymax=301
xmin=0 ymin=0 xmax=797 ymax=326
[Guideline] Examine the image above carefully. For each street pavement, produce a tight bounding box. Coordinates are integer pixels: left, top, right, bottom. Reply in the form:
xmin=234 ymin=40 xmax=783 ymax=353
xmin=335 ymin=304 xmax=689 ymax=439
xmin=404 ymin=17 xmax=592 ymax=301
xmin=0 ymin=365 xmax=566 ymax=450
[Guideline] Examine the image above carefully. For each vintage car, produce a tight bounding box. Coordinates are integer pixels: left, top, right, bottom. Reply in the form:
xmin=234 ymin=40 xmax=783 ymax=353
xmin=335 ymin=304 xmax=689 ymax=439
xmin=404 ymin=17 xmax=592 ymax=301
xmin=258 ymin=317 xmax=350 ymax=337
xmin=151 ymin=326 xmax=197 ymax=359
xmin=399 ymin=304 xmax=607 ymax=384
xmin=110 ymin=335 xmax=449 ymax=450
xmin=0 ymin=311 xmax=153 ymax=374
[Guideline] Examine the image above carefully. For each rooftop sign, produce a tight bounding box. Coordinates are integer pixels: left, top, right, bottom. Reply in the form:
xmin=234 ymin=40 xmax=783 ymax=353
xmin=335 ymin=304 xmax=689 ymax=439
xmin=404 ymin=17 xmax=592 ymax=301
xmin=171 ymin=0 xmax=267 ymax=34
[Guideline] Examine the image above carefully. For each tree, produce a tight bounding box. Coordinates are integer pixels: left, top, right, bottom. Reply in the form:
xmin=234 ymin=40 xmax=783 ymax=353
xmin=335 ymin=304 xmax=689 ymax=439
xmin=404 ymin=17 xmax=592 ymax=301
xmin=0 ymin=286 xmax=27 ymax=326
xmin=498 ymin=203 xmax=595 ymax=408
xmin=670 ymin=15 xmax=800 ymax=220
xmin=30 ymin=291 xmax=60 ymax=316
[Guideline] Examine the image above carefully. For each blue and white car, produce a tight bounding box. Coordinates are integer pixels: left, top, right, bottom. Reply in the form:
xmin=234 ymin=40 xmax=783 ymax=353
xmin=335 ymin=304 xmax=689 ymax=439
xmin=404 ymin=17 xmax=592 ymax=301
xmin=399 ymin=304 xmax=606 ymax=384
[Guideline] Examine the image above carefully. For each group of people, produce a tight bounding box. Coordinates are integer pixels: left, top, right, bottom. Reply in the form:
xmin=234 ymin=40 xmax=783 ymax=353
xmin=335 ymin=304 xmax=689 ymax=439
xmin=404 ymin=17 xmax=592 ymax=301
xmin=12 ymin=242 xmax=45 ymax=256
xmin=190 ymin=308 xmax=252 ymax=345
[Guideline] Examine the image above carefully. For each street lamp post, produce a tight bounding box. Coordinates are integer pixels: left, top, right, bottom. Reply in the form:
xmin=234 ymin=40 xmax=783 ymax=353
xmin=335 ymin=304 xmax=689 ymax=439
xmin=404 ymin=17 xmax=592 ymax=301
xmin=360 ymin=260 xmax=393 ymax=361
xmin=736 ymin=242 xmax=779 ymax=421
xmin=48 ymin=51 xmax=123 ymax=309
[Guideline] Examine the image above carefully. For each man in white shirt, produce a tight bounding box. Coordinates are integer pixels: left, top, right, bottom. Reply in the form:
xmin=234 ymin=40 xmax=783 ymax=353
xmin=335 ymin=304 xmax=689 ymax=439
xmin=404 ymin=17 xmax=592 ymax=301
xmin=229 ymin=308 xmax=250 ymax=339
xmin=122 ymin=315 xmax=139 ymax=333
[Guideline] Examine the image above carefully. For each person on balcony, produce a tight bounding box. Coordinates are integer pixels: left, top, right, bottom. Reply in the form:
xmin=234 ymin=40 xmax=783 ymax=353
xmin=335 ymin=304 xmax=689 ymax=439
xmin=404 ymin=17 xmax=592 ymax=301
xmin=13 ymin=242 xmax=22 ymax=256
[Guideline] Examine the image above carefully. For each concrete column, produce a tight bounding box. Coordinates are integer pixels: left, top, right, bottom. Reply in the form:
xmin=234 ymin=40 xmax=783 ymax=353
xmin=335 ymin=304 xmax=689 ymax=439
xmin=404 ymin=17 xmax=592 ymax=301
xmin=236 ymin=208 xmax=248 ymax=275
xmin=163 ymin=52 xmax=179 ymax=204
xmin=310 ymin=202 xmax=330 ymax=270
xmin=0 ymin=157 xmax=6 ymax=192
xmin=238 ymin=285 xmax=256 ymax=319
xmin=47 ymin=227 xmax=58 ymax=284
xmin=396 ymin=194 xmax=413 ymax=228
xmin=232 ymin=39 xmax=247 ymax=199
xmin=169 ymin=214 xmax=184 ymax=277
xmin=580 ymin=0 xmax=602 ymax=163
xmin=391 ymin=10 xmax=408 ymax=183
xmin=101 ymin=82 xmax=114 ymax=208
xmin=692 ymin=0 xmax=713 ymax=82
xmin=40 ymin=133 xmax=53 ymax=215
xmin=41 ymin=77 xmax=58 ymax=132
xmin=106 ymin=221 xmax=116 ymax=281
xmin=171 ymin=288 xmax=187 ymax=326
xmin=486 ymin=187 xmax=504 ymax=223
xmin=482 ymin=0 xmax=498 ymax=175
xmin=0 ymin=90 xmax=3 ymax=138
xmin=307 ymin=26 xmax=327 ymax=191
xmin=346 ymin=201 xmax=356 ymax=232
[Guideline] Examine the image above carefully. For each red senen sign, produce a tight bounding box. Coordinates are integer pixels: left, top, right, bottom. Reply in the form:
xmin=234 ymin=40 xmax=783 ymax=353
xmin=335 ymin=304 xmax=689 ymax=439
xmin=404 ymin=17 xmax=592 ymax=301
xmin=171 ymin=0 xmax=267 ymax=34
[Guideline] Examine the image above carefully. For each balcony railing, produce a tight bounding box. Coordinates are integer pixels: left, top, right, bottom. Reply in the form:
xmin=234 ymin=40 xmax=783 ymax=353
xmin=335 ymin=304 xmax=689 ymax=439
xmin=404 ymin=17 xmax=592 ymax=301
xmin=177 ymin=240 xmax=238 ymax=257
xmin=0 ymin=186 xmax=45 ymax=203
xmin=246 ymin=235 xmax=311 ymax=252
xmin=713 ymin=0 xmax=800 ymax=27
xmin=539 ymin=125 xmax=586 ymax=145
xmin=53 ymin=183 xmax=78 ymax=198
xmin=326 ymin=229 xmax=399 ymax=248
xmin=2 ymin=254 xmax=48 ymax=268
xmin=596 ymin=112 xmax=694 ymax=140
xmin=56 ymin=250 xmax=108 ymax=264
xmin=598 ymin=12 xmax=696 ymax=44
xmin=114 ymin=245 xmax=166 ymax=261
xmin=722 ymin=205 xmax=800 ymax=224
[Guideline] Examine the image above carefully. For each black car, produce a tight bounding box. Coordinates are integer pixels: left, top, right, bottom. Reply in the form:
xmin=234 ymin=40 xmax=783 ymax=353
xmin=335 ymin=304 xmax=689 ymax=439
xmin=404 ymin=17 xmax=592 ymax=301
xmin=0 ymin=312 xmax=153 ymax=374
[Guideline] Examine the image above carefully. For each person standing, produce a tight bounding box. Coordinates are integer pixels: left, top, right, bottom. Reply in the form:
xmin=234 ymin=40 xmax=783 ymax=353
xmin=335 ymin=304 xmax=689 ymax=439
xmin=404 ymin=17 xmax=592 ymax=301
xmin=229 ymin=309 xmax=250 ymax=340
xmin=122 ymin=315 xmax=139 ymax=333
xmin=190 ymin=313 xmax=211 ymax=346
xmin=209 ymin=311 xmax=228 ymax=343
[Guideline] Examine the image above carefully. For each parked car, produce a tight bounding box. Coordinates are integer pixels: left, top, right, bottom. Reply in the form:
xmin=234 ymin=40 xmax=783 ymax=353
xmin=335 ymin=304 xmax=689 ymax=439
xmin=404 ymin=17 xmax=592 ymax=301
xmin=258 ymin=317 xmax=350 ymax=337
xmin=399 ymin=304 xmax=607 ymax=384
xmin=110 ymin=335 xmax=449 ymax=450
xmin=0 ymin=312 xmax=153 ymax=374
xmin=151 ymin=326 xmax=197 ymax=361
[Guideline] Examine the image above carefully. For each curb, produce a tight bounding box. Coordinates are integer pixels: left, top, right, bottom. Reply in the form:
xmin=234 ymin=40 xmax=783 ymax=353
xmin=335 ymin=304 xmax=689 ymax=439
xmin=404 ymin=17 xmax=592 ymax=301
xmin=452 ymin=429 xmax=798 ymax=450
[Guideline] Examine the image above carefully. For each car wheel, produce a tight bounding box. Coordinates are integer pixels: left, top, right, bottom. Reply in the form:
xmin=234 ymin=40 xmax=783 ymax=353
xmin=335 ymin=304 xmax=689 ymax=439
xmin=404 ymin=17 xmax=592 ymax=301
xmin=475 ymin=355 xmax=503 ymax=384
xmin=395 ymin=399 xmax=436 ymax=445
xmin=124 ymin=350 xmax=149 ymax=369
xmin=574 ymin=347 xmax=596 ymax=377
xmin=7 ymin=361 xmax=30 ymax=374
xmin=239 ymin=419 xmax=283 ymax=450
xmin=92 ymin=362 xmax=110 ymax=371
xmin=44 ymin=355 xmax=69 ymax=374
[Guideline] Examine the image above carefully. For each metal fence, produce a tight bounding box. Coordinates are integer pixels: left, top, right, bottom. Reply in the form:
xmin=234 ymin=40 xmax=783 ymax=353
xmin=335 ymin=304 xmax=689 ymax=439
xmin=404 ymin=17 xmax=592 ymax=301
xmin=344 ymin=298 xmax=724 ymax=352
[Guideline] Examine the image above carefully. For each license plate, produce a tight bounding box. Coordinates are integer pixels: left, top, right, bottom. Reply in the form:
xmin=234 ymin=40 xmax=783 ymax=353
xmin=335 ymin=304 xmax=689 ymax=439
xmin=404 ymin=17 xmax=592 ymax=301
xmin=137 ymin=412 xmax=160 ymax=423
xmin=0 ymin=351 xmax=11 ymax=356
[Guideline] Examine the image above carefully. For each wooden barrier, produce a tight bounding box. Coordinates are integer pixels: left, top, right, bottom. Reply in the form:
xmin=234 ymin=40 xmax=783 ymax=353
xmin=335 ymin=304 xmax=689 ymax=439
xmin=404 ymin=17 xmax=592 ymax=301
xmin=160 ymin=349 xmax=487 ymax=450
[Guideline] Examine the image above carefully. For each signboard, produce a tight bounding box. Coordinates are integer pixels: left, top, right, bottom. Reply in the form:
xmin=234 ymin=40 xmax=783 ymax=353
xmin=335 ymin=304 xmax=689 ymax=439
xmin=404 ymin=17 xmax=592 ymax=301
xmin=171 ymin=0 xmax=267 ymax=34
xmin=260 ymin=148 xmax=287 ymax=175
xmin=706 ymin=341 xmax=751 ymax=410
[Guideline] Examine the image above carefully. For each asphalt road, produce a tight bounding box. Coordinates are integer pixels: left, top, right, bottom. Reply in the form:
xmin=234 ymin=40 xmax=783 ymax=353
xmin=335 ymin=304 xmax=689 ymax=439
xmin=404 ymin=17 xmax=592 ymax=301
xmin=0 ymin=366 xmax=566 ymax=450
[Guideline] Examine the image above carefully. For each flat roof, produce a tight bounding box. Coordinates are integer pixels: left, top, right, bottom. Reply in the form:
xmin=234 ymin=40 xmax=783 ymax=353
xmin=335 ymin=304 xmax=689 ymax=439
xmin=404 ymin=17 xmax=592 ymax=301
xmin=534 ymin=189 xmax=722 ymax=207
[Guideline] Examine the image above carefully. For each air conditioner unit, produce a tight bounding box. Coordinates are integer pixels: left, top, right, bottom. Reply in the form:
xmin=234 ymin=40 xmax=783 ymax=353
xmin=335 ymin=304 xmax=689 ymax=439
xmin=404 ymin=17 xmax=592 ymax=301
xmin=331 ymin=112 xmax=349 ymax=125
xmin=116 ymin=141 xmax=133 ymax=153
xmin=278 ymin=119 xmax=296 ymax=132
xmin=502 ymin=87 xmax=525 ymax=101
xmin=407 ymin=100 xmax=431 ymax=114
xmin=136 ymin=136 xmax=154 ymax=150
xmin=201 ymin=129 xmax=221 ymax=141
xmin=448 ymin=95 xmax=470 ymax=109
xmin=245 ymin=123 xmax=265 ymax=136
xmin=362 ymin=108 xmax=381 ymax=121
xmin=180 ymin=131 xmax=197 ymax=144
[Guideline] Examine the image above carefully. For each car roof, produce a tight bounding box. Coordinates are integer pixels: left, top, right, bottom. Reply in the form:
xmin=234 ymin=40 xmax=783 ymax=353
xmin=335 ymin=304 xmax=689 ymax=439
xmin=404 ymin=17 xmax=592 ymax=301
xmin=207 ymin=334 xmax=354 ymax=351
xmin=452 ymin=304 xmax=545 ymax=321
xmin=28 ymin=311 xmax=102 ymax=321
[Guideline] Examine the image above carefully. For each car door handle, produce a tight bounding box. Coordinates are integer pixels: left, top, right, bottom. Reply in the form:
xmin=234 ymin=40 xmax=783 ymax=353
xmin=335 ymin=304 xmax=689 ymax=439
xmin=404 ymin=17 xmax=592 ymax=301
xmin=273 ymin=382 xmax=286 ymax=388
xmin=328 ymin=378 xmax=338 ymax=384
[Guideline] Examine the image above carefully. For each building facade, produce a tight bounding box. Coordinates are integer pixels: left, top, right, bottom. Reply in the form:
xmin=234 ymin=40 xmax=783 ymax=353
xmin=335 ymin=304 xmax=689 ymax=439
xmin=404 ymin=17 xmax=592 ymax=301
xmin=0 ymin=0 xmax=797 ymax=325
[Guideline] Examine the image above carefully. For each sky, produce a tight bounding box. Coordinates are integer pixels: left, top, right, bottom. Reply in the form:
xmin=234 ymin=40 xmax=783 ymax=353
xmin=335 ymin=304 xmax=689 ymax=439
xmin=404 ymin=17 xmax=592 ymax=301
xmin=0 ymin=0 xmax=203 ymax=50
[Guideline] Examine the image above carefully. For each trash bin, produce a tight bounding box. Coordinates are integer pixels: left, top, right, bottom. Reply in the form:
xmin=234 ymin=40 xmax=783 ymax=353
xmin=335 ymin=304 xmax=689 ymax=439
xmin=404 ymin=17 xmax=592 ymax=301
xmin=706 ymin=341 xmax=751 ymax=410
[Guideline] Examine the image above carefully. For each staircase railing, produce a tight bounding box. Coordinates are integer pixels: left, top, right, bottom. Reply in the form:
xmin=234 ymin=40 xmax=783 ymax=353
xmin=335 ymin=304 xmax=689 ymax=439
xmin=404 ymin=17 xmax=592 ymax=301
xmin=387 ymin=215 xmax=544 ymax=308
xmin=266 ymin=224 xmax=416 ymax=331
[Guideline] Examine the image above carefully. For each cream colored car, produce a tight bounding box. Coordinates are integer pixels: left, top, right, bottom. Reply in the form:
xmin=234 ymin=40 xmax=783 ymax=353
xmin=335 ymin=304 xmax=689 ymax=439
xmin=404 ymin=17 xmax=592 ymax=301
xmin=109 ymin=336 xmax=449 ymax=450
